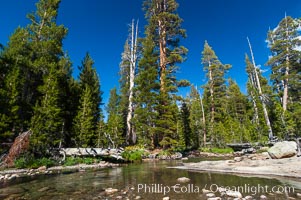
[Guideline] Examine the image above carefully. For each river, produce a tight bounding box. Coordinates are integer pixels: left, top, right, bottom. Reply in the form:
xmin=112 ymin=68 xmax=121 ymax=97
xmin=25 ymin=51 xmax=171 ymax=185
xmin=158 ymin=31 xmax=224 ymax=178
xmin=0 ymin=159 xmax=300 ymax=199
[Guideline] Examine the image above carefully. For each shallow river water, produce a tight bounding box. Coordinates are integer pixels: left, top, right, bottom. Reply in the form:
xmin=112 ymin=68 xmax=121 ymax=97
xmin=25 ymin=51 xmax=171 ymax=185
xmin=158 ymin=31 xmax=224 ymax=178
xmin=0 ymin=159 xmax=300 ymax=200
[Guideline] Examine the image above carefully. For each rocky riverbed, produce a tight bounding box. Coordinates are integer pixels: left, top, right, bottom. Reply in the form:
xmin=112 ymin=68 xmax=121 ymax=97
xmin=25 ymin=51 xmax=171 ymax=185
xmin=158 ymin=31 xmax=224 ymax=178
xmin=174 ymin=153 xmax=301 ymax=179
xmin=0 ymin=161 xmax=119 ymax=183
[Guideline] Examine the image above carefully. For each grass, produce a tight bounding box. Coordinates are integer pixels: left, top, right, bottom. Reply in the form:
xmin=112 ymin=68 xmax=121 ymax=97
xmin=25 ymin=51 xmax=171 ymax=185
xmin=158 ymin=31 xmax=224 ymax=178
xmin=199 ymin=147 xmax=234 ymax=154
xmin=14 ymin=156 xmax=56 ymax=169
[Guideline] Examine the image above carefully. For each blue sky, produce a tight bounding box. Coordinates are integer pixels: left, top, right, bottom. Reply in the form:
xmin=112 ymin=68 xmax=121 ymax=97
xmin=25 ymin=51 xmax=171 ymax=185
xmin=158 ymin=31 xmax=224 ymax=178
xmin=1 ymin=0 xmax=301 ymax=108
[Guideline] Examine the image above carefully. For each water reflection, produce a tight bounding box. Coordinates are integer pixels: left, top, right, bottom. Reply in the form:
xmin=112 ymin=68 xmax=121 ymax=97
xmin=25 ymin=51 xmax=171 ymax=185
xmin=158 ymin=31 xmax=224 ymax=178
xmin=0 ymin=160 xmax=300 ymax=200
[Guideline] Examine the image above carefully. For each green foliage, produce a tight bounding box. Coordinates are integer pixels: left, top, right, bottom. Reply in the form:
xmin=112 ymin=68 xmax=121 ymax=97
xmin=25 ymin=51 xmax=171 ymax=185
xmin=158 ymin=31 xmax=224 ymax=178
xmin=73 ymin=53 xmax=103 ymax=147
xmin=199 ymin=147 xmax=233 ymax=154
xmin=105 ymin=87 xmax=124 ymax=147
xmin=15 ymin=156 xmax=56 ymax=169
xmin=121 ymin=146 xmax=148 ymax=162
xmin=63 ymin=157 xmax=98 ymax=166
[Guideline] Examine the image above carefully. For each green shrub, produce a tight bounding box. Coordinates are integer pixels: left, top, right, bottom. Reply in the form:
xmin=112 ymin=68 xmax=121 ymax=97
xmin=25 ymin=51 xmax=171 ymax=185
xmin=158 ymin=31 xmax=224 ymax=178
xmin=121 ymin=145 xmax=148 ymax=162
xmin=14 ymin=156 xmax=55 ymax=169
xmin=199 ymin=147 xmax=233 ymax=154
xmin=63 ymin=157 xmax=98 ymax=166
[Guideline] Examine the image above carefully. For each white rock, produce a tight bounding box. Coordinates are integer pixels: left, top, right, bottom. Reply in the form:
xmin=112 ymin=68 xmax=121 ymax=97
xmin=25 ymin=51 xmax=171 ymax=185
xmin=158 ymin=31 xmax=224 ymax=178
xmin=206 ymin=193 xmax=215 ymax=198
xmin=297 ymin=193 xmax=301 ymax=197
xmin=260 ymin=194 xmax=267 ymax=199
xmin=245 ymin=195 xmax=253 ymax=200
xmin=268 ymin=141 xmax=297 ymax=159
xmin=135 ymin=196 xmax=141 ymax=199
xmin=226 ymin=190 xmax=242 ymax=198
xmin=105 ymin=188 xmax=118 ymax=195
xmin=207 ymin=198 xmax=221 ymax=200
xmin=38 ymin=166 xmax=47 ymax=171
xmin=202 ymin=188 xmax=211 ymax=194
xmin=177 ymin=177 xmax=190 ymax=183
xmin=162 ymin=197 xmax=170 ymax=200
xmin=234 ymin=157 xmax=243 ymax=162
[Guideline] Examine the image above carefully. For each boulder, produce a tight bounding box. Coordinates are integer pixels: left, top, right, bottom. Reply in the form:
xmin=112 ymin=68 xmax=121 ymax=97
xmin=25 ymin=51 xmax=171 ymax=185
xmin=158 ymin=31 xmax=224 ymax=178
xmin=268 ymin=141 xmax=297 ymax=159
xmin=105 ymin=188 xmax=118 ymax=195
xmin=177 ymin=177 xmax=190 ymax=183
xmin=226 ymin=190 xmax=242 ymax=198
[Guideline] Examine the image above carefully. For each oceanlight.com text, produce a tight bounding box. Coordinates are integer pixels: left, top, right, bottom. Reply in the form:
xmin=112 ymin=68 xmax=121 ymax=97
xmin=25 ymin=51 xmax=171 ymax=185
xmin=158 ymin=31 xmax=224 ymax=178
xmin=136 ymin=183 xmax=295 ymax=196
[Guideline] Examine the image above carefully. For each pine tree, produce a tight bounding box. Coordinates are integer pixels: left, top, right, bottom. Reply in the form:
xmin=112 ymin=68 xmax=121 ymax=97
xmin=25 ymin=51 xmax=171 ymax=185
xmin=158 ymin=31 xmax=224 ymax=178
xmin=188 ymin=86 xmax=203 ymax=148
xmin=266 ymin=15 xmax=301 ymax=138
xmin=106 ymin=87 xmax=124 ymax=147
xmin=201 ymin=41 xmax=230 ymax=146
xmin=74 ymin=53 xmax=103 ymax=147
xmin=180 ymin=100 xmax=191 ymax=149
xmin=267 ymin=15 xmax=301 ymax=111
xmin=0 ymin=28 xmax=33 ymax=137
xmin=30 ymin=65 xmax=62 ymax=156
xmin=143 ymin=0 xmax=188 ymax=148
xmin=73 ymin=86 xmax=94 ymax=147
xmin=133 ymin=32 xmax=159 ymax=148
xmin=225 ymin=79 xmax=251 ymax=143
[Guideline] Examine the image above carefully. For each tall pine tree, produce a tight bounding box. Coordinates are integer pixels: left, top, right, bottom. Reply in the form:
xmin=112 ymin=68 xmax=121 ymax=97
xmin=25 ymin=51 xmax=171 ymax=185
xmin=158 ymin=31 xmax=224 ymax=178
xmin=201 ymin=41 xmax=231 ymax=146
xmin=74 ymin=53 xmax=103 ymax=147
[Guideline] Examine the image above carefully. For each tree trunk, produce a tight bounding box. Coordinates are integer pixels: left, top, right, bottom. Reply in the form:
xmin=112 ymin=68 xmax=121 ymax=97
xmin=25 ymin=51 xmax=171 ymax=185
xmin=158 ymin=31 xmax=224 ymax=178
xmin=126 ymin=20 xmax=138 ymax=145
xmin=157 ymin=1 xmax=167 ymax=93
xmin=247 ymin=37 xmax=273 ymax=139
xmin=283 ymin=15 xmax=290 ymax=111
xmin=200 ymin=93 xmax=206 ymax=147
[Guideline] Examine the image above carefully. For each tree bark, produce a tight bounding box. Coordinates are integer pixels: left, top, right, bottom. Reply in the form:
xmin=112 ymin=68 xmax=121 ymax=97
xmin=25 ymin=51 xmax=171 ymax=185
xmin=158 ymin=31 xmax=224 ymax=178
xmin=200 ymin=93 xmax=206 ymax=147
xmin=126 ymin=20 xmax=138 ymax=145
xmin=247 ymin=37 xmax=273 ymax=139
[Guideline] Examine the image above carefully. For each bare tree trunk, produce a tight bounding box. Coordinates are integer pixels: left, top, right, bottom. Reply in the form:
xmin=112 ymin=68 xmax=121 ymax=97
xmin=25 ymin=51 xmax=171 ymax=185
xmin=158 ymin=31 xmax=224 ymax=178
xmin=200 ymin=93 xmax=206 ymax=147
xmin=247 ymin=37 xmax=273 ymax=139
xmin=283 ymin=14 xmax=290 ymax=111
xmin=157 ymin=1 xmax=167 ymax=93
xmin=126 ymin=20 xmax=139 ymax=145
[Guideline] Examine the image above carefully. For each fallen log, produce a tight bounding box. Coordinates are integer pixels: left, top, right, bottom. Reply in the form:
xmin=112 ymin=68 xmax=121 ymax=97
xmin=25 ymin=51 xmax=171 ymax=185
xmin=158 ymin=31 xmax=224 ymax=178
xmin=58 ymin=148 xmax=124 ymax=161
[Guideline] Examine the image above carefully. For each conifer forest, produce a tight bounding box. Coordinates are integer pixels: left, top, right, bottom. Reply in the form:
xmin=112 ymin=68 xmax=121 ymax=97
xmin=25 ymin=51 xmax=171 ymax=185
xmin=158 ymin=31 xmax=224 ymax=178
xmin=1 ymin=0 xmax=301 ymax=158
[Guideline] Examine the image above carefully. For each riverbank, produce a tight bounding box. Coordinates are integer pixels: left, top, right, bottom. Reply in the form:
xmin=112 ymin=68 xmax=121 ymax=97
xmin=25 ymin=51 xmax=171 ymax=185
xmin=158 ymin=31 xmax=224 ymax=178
xmin=174 ymin=154 xmax=301 ymax=179
xmin=0 ymin=161 xmax=119 ymax=182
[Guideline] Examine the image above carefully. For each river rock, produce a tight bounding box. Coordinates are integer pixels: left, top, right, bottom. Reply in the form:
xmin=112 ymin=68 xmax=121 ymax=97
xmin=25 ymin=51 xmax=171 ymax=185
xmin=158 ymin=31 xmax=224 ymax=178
xmin=244 ymin=195 xmax=253 ymax=200
xmin=162 ymin=197 xmax=170 ymax=200
xmin=177 ymin=177 xmax=190 ymax=183
xmin=207 ymin=198 xmax=221 ymax=200
xmin=226 ymin=190 xmax=242 ymax=198
xmin=268 ymin=141 xmax=297 ymax=159
xmin=135 ymin=196 xmax=141 ymax=199
xmin=297 ymin=193 xmax=301 ymax=197
xmin=38 ymin=166 xmax=47 ymax=171
xmin=105 ymin=188 xmax=118 ymax=195
xmin=260 ymin=194 xmax=267 ymax=199
xmin=206 ymin=193 xmax=215 ymax=198
xmin=234 ymin=157 xmax=243 ymax=162
xmin=202 ymin=189 xmax=211 ymax=194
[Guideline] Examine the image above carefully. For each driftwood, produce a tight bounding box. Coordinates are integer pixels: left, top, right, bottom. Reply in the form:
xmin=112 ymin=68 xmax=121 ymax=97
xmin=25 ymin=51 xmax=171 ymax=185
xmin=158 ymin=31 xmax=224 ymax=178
xmin=59 ymin=148 xmax=124 ymax=161
xmin=227 ymin=143 xmax=252 ymax=151
xmin=1 ymin=130 xmax=31 ymax=167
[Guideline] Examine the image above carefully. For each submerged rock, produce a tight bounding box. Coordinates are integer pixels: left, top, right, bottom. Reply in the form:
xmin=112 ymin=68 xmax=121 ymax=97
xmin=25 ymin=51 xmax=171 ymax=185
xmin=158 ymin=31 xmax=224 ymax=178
xmin=105 ymin=188 xmax=118 ymax=195
xmin=268 ymin=141 xmax=297 ymax=159
xmin=226 ymin=190 xmax=242 ymax=198
xmin=260 ymin=194 xmax=267 ymax=199
xmin=177 ymin=177 xmax=190 ymax=183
